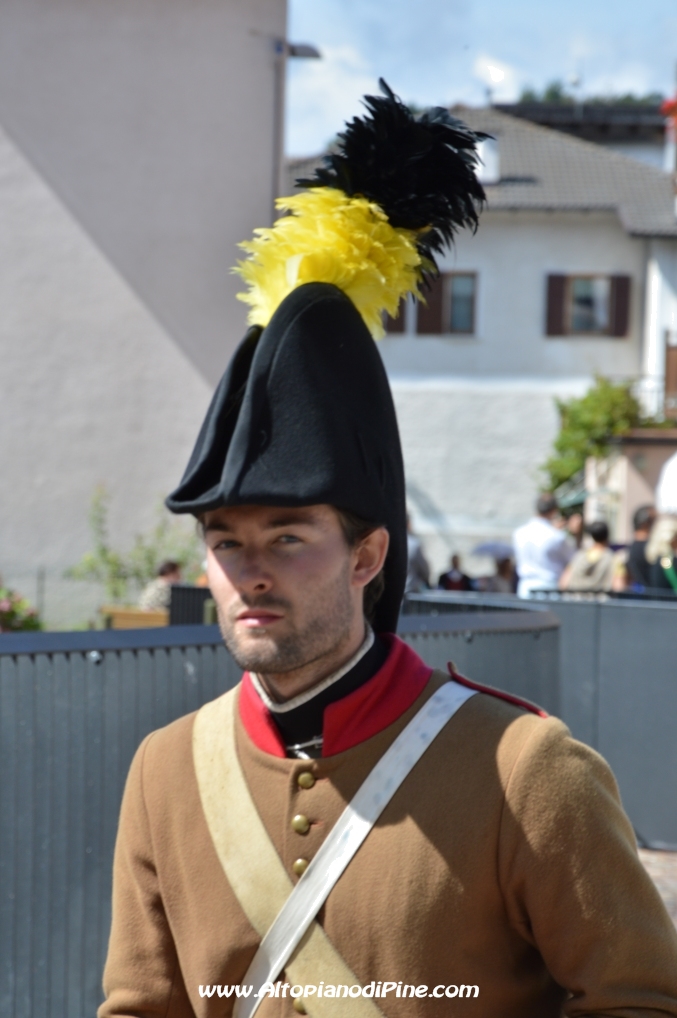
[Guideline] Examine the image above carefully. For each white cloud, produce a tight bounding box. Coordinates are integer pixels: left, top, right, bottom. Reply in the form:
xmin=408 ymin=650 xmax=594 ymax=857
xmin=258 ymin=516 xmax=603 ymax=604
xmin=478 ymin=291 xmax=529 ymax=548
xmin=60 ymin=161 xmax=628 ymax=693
xmin=285 ymin=45 xmax=379 ymax=156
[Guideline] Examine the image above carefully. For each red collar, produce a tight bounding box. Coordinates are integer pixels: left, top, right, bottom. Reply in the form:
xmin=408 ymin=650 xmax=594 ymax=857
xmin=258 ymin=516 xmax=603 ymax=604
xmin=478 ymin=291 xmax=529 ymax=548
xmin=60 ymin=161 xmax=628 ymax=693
xmin=238 ymin=635 xmax=433 ymax=757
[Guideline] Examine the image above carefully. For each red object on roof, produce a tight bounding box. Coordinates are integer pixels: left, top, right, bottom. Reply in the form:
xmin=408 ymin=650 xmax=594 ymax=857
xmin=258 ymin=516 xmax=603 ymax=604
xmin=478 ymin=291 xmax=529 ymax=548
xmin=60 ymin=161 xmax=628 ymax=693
xmin=660 ymin=97 xmax=677 ymax=120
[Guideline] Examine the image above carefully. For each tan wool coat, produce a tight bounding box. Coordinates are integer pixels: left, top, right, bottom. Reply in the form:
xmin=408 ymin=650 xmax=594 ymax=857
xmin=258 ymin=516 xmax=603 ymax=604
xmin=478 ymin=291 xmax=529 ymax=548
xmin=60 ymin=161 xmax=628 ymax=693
xmin=100 ymin=671 xmax=677 ymax=1018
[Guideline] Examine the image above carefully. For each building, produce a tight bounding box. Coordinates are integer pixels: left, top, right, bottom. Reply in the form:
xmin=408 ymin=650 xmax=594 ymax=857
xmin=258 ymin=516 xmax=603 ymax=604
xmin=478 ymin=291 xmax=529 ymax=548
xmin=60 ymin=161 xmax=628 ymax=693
xmin=0 ymin=0 xmax=288 ymax=627
xmin=494 ymin=102 xmax=670 ymax=172
xmin=289 ymin=107 xmax=677 ymax=575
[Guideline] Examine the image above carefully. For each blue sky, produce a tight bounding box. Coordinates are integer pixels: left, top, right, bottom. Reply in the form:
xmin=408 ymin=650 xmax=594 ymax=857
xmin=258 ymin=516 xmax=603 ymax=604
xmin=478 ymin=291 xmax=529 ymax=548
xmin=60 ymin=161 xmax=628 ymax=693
xmin=285 ymin=0 xmax=677 ymax=155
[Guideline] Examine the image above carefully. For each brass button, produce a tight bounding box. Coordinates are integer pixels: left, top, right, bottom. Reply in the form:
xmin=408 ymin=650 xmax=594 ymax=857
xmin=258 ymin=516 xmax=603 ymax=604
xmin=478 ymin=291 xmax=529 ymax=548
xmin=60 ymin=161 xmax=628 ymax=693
xmin=296 ymin=771 xmax=315 ymax=790
xmin=291 ymin=813 xmax=310 ymax=835
xmin=292 ymin=858 xmax=309 ymax=876
xmin=293 ymin=1000 xmax=307 ymax=1014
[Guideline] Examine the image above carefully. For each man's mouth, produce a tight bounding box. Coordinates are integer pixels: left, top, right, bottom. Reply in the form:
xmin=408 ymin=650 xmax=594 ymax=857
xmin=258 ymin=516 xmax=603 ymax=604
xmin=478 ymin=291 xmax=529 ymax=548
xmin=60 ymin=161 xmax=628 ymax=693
xmin=236 ymin=609 xmax=284 ymax=629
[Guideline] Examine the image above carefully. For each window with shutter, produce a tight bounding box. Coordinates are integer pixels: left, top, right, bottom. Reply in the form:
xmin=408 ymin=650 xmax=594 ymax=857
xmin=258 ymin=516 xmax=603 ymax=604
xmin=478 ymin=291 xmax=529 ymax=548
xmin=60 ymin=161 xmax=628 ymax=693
xmin=609 ymin=276 xmax=631 ymax=337
xmin=546 ymin=275 xmax=566 ymax=335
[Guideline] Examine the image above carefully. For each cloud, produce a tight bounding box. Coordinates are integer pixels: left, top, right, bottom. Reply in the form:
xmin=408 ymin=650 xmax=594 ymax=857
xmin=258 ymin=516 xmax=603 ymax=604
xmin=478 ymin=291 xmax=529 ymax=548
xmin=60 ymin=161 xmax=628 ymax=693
xmin=285 ymin=45 xmax=379 ymax=156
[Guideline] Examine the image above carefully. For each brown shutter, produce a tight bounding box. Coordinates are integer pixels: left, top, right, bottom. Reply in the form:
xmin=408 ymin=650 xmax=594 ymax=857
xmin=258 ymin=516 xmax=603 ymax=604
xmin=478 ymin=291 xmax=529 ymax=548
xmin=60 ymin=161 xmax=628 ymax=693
xmin=609 ymin=275 xmax=631 ymax=337
xmin=545 ymin=275 xmax=566 ymax=335
xmin=384 ymin=299 xmax=406 ymax=333
xmin=665 ymin=341 xmax=677 ymax=418
xmin=416 ymin=274 xmax=445 ymax=334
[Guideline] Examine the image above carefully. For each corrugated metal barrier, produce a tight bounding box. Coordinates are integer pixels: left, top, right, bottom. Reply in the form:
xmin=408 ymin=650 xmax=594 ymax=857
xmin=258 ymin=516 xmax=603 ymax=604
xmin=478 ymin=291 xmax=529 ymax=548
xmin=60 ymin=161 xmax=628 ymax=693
xmin=2 ymin=606 xmax=558 ymax=1017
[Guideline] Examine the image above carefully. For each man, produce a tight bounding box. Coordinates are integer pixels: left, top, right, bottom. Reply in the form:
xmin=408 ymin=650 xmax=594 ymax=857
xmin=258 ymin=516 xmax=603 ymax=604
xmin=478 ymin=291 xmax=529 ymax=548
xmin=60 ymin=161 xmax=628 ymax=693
xmin=513 ymin=494 xmax=580 ymax=597
xmin=559 ymin=520 xmax=616 ymax=592
xmin=626 ymin=504 xmax=656 ymax=589
xmin=438 ymin=553 xmax=472 ymax=591
xmin=138 ymin=559 xmax=182 ymax=610
xmin=101 ymin=85 xmax=677 ymax=1017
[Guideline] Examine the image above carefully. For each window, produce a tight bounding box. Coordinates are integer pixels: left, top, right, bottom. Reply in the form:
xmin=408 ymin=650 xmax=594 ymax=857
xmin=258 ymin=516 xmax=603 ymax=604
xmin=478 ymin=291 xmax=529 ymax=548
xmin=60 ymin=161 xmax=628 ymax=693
xmin=546 ymin=274 xmax=631 ymax=337
xmin=449 ymin=274 xmax=476 ymax=333
xmin=414 ymin=272 xmax=477 ymax=336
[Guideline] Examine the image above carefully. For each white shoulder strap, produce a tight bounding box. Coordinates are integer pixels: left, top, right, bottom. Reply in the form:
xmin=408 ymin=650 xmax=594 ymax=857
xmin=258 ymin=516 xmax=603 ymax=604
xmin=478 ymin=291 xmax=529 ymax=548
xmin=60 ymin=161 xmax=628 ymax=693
xmin=194 ymin=688 xmax=383 ymax=1018
xmin=234 ymin=681 xmax=475 ymax=1018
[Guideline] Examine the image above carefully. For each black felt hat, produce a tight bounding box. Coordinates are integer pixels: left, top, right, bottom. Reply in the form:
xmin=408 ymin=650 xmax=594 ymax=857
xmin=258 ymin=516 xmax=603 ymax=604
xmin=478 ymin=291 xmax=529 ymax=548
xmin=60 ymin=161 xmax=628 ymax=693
xmin=166 ymin=283 xmax=408 ymax=633
xmin=166 ymin=81 xmax=486 ymax=632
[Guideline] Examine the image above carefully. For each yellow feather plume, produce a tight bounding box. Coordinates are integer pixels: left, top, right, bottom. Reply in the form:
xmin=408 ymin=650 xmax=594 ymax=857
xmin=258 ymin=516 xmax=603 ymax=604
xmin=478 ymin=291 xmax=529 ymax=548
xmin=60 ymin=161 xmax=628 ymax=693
xmin=234 ymin=188 xmax=423 ymax=339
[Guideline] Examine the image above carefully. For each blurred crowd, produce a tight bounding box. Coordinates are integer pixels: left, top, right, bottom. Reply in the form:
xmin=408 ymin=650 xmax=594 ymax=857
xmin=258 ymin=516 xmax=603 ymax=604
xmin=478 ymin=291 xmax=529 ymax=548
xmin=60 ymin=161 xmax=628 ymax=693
xmin=406 ymin=497 xmax=677 ymax=599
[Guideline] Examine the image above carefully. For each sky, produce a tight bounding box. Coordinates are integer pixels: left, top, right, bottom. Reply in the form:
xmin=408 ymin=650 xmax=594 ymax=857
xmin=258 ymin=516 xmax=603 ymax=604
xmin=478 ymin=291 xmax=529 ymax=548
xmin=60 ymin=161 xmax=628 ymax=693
xmin=285 ymin=0 xmax=677 ymax=155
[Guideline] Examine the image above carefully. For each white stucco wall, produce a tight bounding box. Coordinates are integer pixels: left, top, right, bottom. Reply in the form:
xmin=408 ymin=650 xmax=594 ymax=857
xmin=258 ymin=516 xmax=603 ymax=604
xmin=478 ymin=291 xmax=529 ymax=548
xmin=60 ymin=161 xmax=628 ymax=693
xmin=380 ymin=210 xmax=646 ymax=380
xmin=378 ymin=209 xmax=650 ymax=578
xmin=0 ymin=0 xmax=287 ymax=384
xmin=390 ymin=376 xmax=590 ymax=578
xmin=0 ymin=126 xmax=212 ymax=628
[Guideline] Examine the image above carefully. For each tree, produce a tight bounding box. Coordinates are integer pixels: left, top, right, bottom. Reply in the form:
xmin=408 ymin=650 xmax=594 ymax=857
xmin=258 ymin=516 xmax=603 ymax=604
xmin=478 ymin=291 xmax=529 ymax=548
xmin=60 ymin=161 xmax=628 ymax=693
xmin=541 ymin=377 xmax=650 ymax=491
xmin=66 ymin=485 xmax=203 ymax=603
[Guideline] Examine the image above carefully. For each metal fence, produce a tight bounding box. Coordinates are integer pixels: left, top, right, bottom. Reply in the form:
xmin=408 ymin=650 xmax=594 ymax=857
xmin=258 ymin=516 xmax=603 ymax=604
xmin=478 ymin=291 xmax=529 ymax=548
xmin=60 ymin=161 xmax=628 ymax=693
xmin=410 ymin=591 xmax=677 ymax=851
xmin=0 ymin=606 xmax=556 ymax=1018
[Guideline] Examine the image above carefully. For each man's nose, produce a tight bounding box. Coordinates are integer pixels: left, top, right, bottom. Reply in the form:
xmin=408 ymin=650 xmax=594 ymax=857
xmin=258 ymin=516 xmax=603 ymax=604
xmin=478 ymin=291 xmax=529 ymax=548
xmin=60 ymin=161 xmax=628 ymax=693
xmin=236 ymin=549 xmax=273 ymax=593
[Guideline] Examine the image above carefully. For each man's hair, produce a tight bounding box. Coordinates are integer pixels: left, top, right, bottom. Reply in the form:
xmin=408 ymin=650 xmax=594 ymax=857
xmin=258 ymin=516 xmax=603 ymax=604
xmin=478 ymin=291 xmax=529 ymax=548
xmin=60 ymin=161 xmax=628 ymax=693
xmin=633 ymin=504 xmax=655 ymax=533
xmin=536 ymin=493 xmax=558 ymax=517
xmin=157 ymin=560 xmax=180 ymax=578
xmin=334 ymin=508 xmax=386 ymax=624
xmin=586 ymin=520 xmax=609 ymax=545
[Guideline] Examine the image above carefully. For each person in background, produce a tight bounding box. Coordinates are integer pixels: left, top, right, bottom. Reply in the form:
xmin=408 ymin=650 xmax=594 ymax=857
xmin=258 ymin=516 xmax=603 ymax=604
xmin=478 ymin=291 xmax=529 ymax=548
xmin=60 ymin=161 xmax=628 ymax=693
xmin=405 ymin=514 xmax=431 ymax=594
xmin=559 ymin=521 xmax=616 ymax=593
xmin=138 ymin=560 xmax=182 ymax=611
xmin=645 ymin=517 xmax=677 ymax=594
xmin=625 ymin=505 xmax=656 ymax=589
xmin=438 ymin=553 xmax=472 ymax=591
xmin=513 ymin=494 xmax=581 ymax=597
xmin=482 ymin=557 xmax=515 ymax=594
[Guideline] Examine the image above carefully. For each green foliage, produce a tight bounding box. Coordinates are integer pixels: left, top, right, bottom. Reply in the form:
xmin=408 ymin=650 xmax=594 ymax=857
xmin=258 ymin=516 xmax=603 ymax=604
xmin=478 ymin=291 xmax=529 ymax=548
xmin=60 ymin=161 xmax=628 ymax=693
xmin=0 ymin=587 xmax=41 ymax=632
xmin=519 ymin=80 xmax=574 ymax=104
xmin=66 ymin=486 xmax=203 ymax=603
xmin=542 ymin=377 xmax=653 ymax=490
xmin=518 ymin=81 xmax=663 ymax=107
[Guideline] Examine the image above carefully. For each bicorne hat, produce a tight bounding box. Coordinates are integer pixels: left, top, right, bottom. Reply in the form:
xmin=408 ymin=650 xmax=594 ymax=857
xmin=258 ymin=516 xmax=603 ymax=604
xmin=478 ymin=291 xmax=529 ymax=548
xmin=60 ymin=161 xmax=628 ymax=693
xmin=166 ymin=81 xmax=486 ymax=633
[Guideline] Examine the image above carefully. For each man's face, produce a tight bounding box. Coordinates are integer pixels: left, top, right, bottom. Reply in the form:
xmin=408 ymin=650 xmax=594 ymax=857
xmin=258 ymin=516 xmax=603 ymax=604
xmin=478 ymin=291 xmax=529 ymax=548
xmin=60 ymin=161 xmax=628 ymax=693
xmin=203 ymin=504 xmax=381 ymax=678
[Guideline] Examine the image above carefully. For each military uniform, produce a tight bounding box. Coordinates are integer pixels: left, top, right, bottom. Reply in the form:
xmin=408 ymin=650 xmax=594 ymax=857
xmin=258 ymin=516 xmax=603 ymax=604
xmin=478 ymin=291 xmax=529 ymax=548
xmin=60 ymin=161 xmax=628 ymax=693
xmin=99 ymin=83 xmax=677 ymax=1017
xmin=100 ymin=639 xmax=677 ymax=1017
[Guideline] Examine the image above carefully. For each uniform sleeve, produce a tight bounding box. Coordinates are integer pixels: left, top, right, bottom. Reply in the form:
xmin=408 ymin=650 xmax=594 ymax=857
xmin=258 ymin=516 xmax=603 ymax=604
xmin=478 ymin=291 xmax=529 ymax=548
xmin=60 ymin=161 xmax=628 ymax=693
xmin=498 ymin=717 xmax=677 ymax=1017
xmin=98 ymin=734 xmax=195 ymax=1018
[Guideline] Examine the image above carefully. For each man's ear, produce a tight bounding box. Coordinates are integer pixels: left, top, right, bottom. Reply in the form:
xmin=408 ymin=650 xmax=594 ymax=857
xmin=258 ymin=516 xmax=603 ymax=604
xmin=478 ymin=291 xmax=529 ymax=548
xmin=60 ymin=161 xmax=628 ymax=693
xmin=351 ymin=527 xmax=390 ymax=589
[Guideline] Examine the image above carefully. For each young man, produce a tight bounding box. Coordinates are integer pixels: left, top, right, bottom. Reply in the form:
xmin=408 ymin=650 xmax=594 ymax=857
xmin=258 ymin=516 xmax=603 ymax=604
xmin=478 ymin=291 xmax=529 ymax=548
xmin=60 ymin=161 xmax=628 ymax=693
xmin=513 ymin=494 xmax=581 ymax=597
xmin=626 ymin=504 xmax=657 ymax=589
xmin=100 ymin=86 xmax=677 ymax=1017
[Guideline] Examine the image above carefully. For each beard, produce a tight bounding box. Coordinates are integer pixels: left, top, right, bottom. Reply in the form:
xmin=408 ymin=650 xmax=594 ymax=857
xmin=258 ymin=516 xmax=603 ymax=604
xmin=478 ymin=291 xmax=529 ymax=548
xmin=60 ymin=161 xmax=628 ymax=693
xmin=217 ymin=561 xmax=355 ymax=675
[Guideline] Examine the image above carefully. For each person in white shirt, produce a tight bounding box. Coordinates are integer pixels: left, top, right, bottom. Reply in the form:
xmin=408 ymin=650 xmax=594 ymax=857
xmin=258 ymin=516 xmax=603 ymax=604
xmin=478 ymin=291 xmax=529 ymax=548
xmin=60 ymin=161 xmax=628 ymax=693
xmin=513 ymin=494 xmax=580 ymax=597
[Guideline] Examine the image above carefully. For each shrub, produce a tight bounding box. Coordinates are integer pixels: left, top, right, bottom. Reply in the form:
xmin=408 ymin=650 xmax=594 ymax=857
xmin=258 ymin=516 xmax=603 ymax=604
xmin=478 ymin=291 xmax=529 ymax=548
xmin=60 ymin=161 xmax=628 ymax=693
xmin=541 ymin=377 xmax=658 ymax=491
xmin=0 ymin=588 xmax=41 ymax=632
xmin=66 ymin=486 xmax=203 ymax=603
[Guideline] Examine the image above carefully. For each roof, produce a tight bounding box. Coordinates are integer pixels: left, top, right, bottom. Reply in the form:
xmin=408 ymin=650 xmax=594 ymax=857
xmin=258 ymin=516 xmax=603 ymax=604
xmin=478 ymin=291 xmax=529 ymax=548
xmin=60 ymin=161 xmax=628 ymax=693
xmin=494 ymin=102 xmax=665 ymax=144
xmin=285 ymin=107 xmax=677 ymax=238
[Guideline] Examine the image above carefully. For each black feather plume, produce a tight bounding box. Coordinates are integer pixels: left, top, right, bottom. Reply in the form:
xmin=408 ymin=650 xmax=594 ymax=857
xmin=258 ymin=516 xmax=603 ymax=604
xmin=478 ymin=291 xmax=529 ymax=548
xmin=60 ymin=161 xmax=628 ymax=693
xmin=296 ymin=79 xmax=489 ymax=274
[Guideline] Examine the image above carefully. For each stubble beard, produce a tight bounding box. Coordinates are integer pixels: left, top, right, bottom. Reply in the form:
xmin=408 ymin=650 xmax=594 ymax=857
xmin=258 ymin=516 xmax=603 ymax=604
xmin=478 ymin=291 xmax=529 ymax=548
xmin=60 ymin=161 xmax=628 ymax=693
xmin=217 ymin=562 xmax=355 ymax=676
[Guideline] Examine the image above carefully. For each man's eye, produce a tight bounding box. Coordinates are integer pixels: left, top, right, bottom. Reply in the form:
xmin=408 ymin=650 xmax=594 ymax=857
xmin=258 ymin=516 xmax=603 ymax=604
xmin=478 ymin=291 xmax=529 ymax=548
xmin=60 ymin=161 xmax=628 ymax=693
xmin=213 ymin=539 xmax=238 ymax=550
xmin=277 ymin=534 xmax=301 ymax=545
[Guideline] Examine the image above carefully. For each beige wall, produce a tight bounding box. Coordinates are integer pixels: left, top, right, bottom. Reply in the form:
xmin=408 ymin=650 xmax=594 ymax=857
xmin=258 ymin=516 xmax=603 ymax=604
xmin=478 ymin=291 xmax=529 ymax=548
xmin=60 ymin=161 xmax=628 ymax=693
xmin=0 ymin=0 xmax=287 ymax=383
xmin=0 ymin=0 xmax=287 ymax=627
